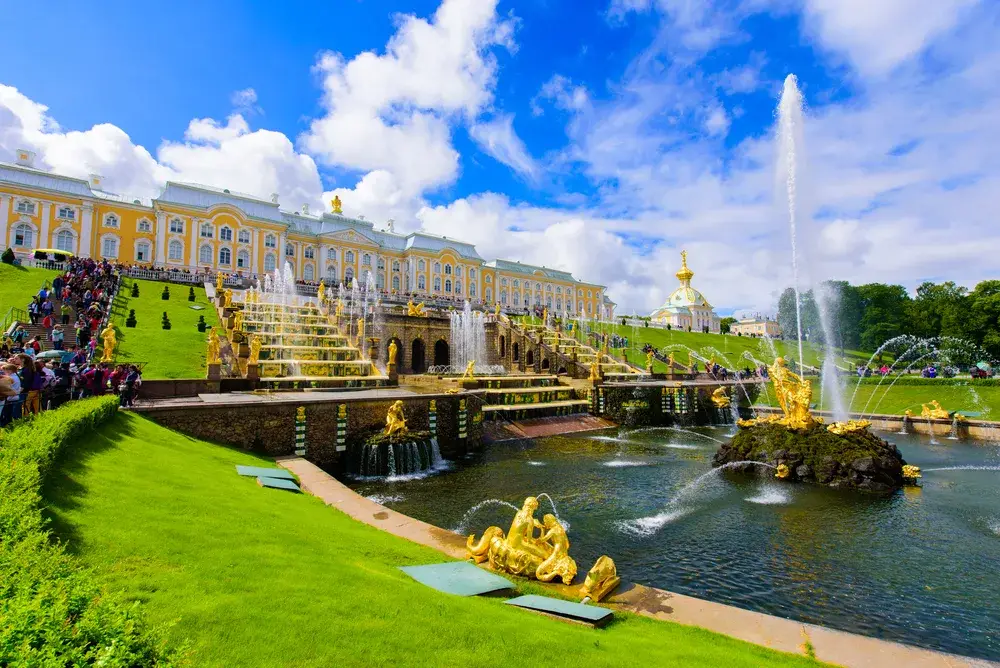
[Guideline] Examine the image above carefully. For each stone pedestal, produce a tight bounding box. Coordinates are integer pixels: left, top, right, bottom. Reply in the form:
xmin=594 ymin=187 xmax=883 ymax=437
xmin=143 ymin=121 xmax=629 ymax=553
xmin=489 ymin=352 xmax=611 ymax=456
xmin=247 ymin=363 xmax=259 ymax=381
xmin=387 ymin=362 xmax=398 ymax=384
xmin=461 ymin=379 xmax=479 ymax=390
xmin=207 ymin=363 xmax=221 ymax=381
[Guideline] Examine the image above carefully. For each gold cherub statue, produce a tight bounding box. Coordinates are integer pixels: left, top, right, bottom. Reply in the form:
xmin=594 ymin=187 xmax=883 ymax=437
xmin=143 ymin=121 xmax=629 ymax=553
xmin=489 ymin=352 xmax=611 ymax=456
xmin=335 ymin=298 xmax=344 ymax=318
xmin=768 ymin=357 xmax=816 ymax=430
xmin=589 ymin=359 xmax=601 ymax=381
xmin=331 ymin=195 xmax=343 ymax=214
xmin=385 ymin=400 xmax=407 ymax=437
xmin=206 ymin=327 xmax=221 ymax=366
xmin=466 ymin=497 xmax=578 ymax=585
xmin=100 ymin=325 xmax=116 ymax=363
xmin=580 ymin=556 xmax=620 ymax=603
xmin=248 ymin=335 xmax=262 ymax=364
xmin=711 ymin=386 xmax=730 ymax=408
xmin=318 ymin=280 xmax=326 ymax=301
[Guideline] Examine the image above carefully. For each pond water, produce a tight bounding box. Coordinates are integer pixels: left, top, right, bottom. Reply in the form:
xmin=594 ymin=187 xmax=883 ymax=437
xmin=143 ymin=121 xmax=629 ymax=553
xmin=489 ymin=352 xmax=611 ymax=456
xmin=347 ymin=427 xmax=1000 ymax=661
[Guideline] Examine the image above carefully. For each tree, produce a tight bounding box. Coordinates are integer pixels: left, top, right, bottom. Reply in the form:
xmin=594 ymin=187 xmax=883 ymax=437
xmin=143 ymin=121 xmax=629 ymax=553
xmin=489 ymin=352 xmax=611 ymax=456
xmin=857 ymin=283 xmax=911 ymax=352
xmin=720 ymin=317 xmax=736 ymax=334
xmin=908 ymin=281 xmax=968 ymax=340
xmin=777 ymin=287 xmax=822 ymax=344
xmin=964 ymin=280 xmax=1000 ymax=360
xmin=818 ymin=280 xmax=862 ymax=352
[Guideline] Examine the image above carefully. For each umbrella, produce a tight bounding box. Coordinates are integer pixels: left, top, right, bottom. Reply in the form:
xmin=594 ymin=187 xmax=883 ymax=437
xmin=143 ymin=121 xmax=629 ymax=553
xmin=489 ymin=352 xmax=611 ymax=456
xmin=36 ymin=350 xmax=64 ymax=360
xmin=977 ymin=362 xmax=992 ymax=371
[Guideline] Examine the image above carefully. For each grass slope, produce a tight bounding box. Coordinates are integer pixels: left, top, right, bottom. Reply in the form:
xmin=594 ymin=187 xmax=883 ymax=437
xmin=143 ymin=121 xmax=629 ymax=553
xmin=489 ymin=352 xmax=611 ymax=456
xmin=44 ymin=413 xmax=821 ymax=668
xmin=113 ymin=279 xmax=221 ymax=379
xmin=0 ymin=264 xmax=59 ymax=314
xmin=757 ymin=382 xmax=1000 ymax=418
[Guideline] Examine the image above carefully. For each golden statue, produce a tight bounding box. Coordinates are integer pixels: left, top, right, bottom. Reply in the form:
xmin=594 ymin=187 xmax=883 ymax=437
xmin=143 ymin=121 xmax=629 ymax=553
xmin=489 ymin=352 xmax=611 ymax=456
xmin=223 ymin=288 xmax=233 ymax=308
xmin=215 ymin=272 xmax=224 ymax=293
xmin=711 ymin=386 xmax=730 ymax=408
xmin=100 ymin=325 xmax=116 ymax=363
xmin=207 ymin=327 xmax=221 ymax=366
xmin=775 ymin=463 xmax=790 ymax=479
xmin=406 ymin=300 xmax=427 ymax=317
xmin=384 ymin=400 xmax=407 ymax=437
xmin=646 ymin=350 xmax=654 ymax=372
xmin=248 ymin=335 xmax=262 ymax=364
xmin=461 ymin=360 xmax=475 ymax=380
xmin=542 ymin=308 xmax=548 ymax=324
xmin=232 ymin=310 xmax=244 ymax=332
xmin=494 ymin=302 xmax=500 ymax=318
xmin=580 ymin=556 xmax=620 ymax=603
xmin=589 ymin=359 xmax=601 ymax=381
xmin=318 ymin=280 xmax=326 ymax=301
xmin=827 ymin=419 xmax=872 ymax=435
xmin=388 ymin=339 xmax=398 ymax=366
xmin=902 ymin=464 xmax=922 ymax=480
xmin=920 ymin=400 xmax=950 ymax=420
xmin=667 ymin=352 xmax=675 ymax=369
xmin=466 ymin=497 xmax=578 ymax=585
xmin=331 ymin=195 xmax=343 ymax=214
xmin=335 ymin=298 xmax=344 ymax=318
xmin=768 ymin=357 xmax=816 ymax=430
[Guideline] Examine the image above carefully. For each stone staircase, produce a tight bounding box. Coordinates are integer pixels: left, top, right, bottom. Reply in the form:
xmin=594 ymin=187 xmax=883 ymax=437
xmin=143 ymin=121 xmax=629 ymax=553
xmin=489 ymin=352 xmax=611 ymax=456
xmin=476 ymin=375 xmax=590 ymax=422
xmin=515 ymin=321 xmax=642 ymax=377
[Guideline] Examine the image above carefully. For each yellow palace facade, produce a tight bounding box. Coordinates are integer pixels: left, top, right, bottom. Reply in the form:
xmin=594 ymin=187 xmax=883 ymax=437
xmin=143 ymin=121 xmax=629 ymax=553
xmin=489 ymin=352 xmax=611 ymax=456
xmin=0 ymin=150 xmax=615 ymax=319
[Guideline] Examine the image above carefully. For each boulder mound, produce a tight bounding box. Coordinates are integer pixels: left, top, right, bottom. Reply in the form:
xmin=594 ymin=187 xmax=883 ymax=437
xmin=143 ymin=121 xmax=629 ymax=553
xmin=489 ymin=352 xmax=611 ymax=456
xmin=713 ymin=421 xmax=906 ymax=493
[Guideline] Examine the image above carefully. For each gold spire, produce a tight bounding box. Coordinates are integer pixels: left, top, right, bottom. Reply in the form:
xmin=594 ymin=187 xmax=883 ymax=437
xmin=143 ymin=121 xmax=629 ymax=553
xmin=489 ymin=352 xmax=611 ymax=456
xmin=675 ymin=250 xmax=694 ymax=282
xmin=331 ymin=195 xmax=343 ymax=214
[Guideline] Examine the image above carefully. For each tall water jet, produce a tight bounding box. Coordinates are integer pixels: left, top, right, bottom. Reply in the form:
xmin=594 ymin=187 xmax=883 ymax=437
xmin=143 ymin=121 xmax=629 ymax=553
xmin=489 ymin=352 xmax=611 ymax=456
xmin=450 ymin=300 xmax=487 ymax=371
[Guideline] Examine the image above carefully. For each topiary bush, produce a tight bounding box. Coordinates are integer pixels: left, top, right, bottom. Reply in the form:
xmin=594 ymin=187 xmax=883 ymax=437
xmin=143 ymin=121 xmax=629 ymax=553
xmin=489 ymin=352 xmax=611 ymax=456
xmin=196 ymin=315 xmax=207 ymax=332
xmin=188 ymin=286 xmax=196 ymax=302
xmin=161 ymin=312 xmax=171 ymax=330
xmin=161 ymin=285 xmax=170 ymax=301
xmin=131 ymin=282 xmax=140 ymax=298
xmin=126 ymin=309 xmax=137 ymax=328
xmin=1 ymin=247 xmax=14 ymax=264
xmin=0 ymin=397 xmax=183 ymax=665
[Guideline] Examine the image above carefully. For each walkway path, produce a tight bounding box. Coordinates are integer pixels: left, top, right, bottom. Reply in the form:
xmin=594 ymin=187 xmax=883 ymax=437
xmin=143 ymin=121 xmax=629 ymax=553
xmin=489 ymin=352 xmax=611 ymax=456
xmin=278 ymin=456 xmax=994 ymax=668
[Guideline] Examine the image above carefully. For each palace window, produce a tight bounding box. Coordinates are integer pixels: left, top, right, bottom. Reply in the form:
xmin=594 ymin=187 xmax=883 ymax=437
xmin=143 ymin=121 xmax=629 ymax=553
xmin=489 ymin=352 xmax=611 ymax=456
xmin=469 ymin=283 xmax=476 ymax=297
xmin=455 ymin=266 xmax=462 ymax=277
xmin=485 ymin=274 xmax=491 ymax=284
xmin=485 ymin=287 xmax=492 ymax=302
xmin=238 ymin=229 xmax=251 ymax=244
xmin=137 ymin=219 xmax=152 ymax=232
xmin=418 ymin=259 xmax=425 ymax=270
xmin=455 ymin=280 xmax=462 ymax=294
xmin=587 ymin=290 xmax=593 ymax=298
xmin=546 ymin=296 xmax=553 ymax=307
xmin=500 ymin=290 xmax=508 ymax=305
xmin=219 ymin=247 xmax=232 ymax=266
xmin=200 ymin=223 xmax=213 ymax=238
xmin=445 ymin=279 xmax=452 ymax=293
xmin=16 ymin=200 xmax=35 ymax=215
xmin=434 ymin=262 xmax=440 ymax=274
xmin=513 ymin=290 xmax=520 ymax=304
xmin=434 ymin=277 xmax=441 ymax=292
xmin=469 ymin=268 xmax=476 ymax=280
xmin=513 ymin=279 xmax=519 ymax=289
xmin=170 ymin=218 xmax=184 ymax=234
xmin=500 ymin=278 xmax=508 ymax=287
xmin=264 ymin=234 xmax=276 ymax=248
xmin=392 ymin=276 xmax=400 ymax=292
xmin=392 ymin=260 xmax=400 ymax=272
xmin=346 ymin=250 xmax=355 ymax=264
xmin=168 ymin=240 xmax=183 ymax=260
xmin=304 ymin=264 xmax=314 ymax=281
xmin=285 ymin=243 xmax=294 ymax=257
xmin=101 ymin=236 xmax=118 ymax=258
xmin=546 ymin=284 xmax=552 ymax=292
xmin=345 ymin=267 xmax=354 ymax=282
xmin=304 ymin=246 xmax=315 ymax=259
xmin=327 ymin=247 xmax=337 ymax=260
xmin=362 ymin=253 xmax=371 ymax=266
xmin=418 ymin=275 xmax=426 ymax=290
xmin=103 ymin=213 xmax=119 ymax=228
xmin=556 ymin=286 xmax=562 ymax=294
xmin=13 ymin=224 xmax=33 ymax=247
xmin=55 ymin=229 xmax=74 ymax=252
xmin=377 ymin=257 xmax=385 ymax=270
xmin=326 ymin=264 xmax=337 ymax=280
xmin=556 ymin=298 xmax=562 ymax=310
xmin=57 ymin=206 xmax=75 ymax=221
xmin=377 ymin=273 xmax=385 ymax=290
xmin=136 ymin=241 xmax=151 ymax=262
xmin=219 ymin=227 xmax=233 ymax=242
xmin=444 ymin=264 xmax=452 ymax=275
xmin=199 ymin=245 xmax=213 ymax=264
xmin=264 ymin=253 xmax=276 ymax=273
xmin=535 ymin=283 xmax=541 ymax=291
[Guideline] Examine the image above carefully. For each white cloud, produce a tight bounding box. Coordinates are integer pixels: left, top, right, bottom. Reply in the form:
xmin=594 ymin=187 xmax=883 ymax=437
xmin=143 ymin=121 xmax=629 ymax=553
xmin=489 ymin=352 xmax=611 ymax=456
xmin=468 ymin=114 xmax=538 ymax=179
xmin=703 ymin=106 xmax=730 ymax=136
xmin=299 ymin=0 xmax=516 ymax=196
xmin=531 ymin=75 xmax=589 ymax=116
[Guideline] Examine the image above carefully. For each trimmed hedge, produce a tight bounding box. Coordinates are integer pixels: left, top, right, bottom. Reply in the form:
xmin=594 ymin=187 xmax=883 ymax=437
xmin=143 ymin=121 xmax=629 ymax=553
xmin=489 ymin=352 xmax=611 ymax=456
xmin=847 ymin=376 xmax=999 ymax=387
xmin=0 ymin=397 xmax=183 ymax=666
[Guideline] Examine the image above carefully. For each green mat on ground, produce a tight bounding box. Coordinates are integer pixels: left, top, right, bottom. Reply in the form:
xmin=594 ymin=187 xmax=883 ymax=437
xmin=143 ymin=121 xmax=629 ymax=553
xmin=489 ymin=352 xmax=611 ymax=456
xmin=236 ymin=465 xmax=295 ymax=480
xmin=505 ymin=595 xmax=613 ymax=626
xmin=399 ymin=562 xmax=513 ymax=596
xmin=256 ymin=476 xmax=301 ymax=492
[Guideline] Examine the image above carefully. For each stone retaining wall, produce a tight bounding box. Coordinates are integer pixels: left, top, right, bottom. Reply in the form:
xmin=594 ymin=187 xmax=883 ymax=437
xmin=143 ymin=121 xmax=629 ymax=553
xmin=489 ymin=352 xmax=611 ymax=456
xmin=753 ymin=406 xmax=1000 ymax=441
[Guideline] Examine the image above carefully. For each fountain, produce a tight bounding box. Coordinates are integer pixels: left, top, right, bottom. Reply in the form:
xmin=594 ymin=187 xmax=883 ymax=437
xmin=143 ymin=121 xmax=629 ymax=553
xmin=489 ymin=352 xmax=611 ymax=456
xmin=344 ymin=400 xmax=443 ymax=477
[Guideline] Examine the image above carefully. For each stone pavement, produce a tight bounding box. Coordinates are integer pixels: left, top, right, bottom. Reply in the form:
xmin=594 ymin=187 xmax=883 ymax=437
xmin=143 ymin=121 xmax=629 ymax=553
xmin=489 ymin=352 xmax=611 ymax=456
xmin=137 ymin=386 xmax=416 ymax=409
xmin=277 ymin=456 xmax=996 ymax=668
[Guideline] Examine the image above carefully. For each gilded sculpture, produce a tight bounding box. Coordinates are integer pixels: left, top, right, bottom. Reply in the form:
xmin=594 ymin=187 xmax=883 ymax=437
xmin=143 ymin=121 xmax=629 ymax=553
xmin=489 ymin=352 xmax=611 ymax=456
xmin=827 ymin=419 xmax=872 ymax=435
xmin=232 ymin=310 xmax=244 ymax=332
xmin=768 ymin=357 xmax=816 ymax=430
xmin=461 ymin=360 xmax=476 ymax=380
xmin=388 ymin=339 xmax=398 ymax=366
xmin=466 ymin=497 xmax=578 ymax=585
xmin=775 ymin=463 xmax=790 ymax=479
xmin=494 ymin=302 xmax=500 ymax=318
xmin=317 ymin=280 xmax=326 ymax=302
xmin=589 ymin=358 xmax=601 ymax=381
xmin=407 ymin=300 xmax=427 ymax=317
xmin=921 ymin=400 xmax=950 ymax=420
xmin=335 ymin=298 xmax=344 ymax=318
xmin=580 ymin=556 xmax=620 ymax=603
xmin=710 ymin=386 xmax=730 ymax=408
xmin=646 ymin=350 xmax=654 ymax=372
xmin=331 ymin=195 xmax=343 ymax=214
xmin=215 ymin=271 xmax=224 ymax=293
xmin=223 ymin=288 xmax=233 ymax=308
xmin=248 ymin=335 xmax=262 ymax=364
xmin=902 ymin=464 xmax=922 ymax=480
xmin=100 ymin=325 xmax=117 ymax=363
xmin=385 ymin=400 xmax=407 ymax=437
xmin=206 ymin=327 xmax=221 ymax=366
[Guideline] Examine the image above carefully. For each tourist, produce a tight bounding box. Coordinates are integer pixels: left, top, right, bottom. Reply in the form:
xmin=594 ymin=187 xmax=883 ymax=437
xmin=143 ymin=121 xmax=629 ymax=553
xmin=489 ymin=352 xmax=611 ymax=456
xmin=0 ymin=363 xmax=22 ymax=426
xmin=42 ymin=312 xmax=54 ymax=338
xmin=18 ymin=355 xmax=42 ymax=416
xmin=27 ymin=298 xmax=40 ymax=325
xmin=51 ymin=324 xmax=65 ymax=350
xmin=60 ymin=301 xmax=72 ymax=325
xmin=26 ymin=337 xmax=41 ymax=357
xmin=121 ymin=364 xmax=141 ymax=407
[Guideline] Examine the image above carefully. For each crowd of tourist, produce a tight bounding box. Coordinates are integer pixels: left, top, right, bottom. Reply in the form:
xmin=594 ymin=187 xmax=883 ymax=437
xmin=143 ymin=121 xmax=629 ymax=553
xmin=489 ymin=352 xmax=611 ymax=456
xmin=0 ymin=258 xmax=142 ymax=427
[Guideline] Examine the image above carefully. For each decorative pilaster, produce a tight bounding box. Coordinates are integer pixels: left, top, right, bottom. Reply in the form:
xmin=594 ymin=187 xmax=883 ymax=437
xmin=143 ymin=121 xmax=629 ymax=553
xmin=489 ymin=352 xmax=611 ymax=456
xmin=429 ymin=400 xmax=437 ymax=438
xmin=458 ymin=399 xmax=467 ymax=440
xmin=335 ymin=404 xmax=347 ymax=452
xmin=155 ymin=211 xmax=167 ymax=264
xmin=251 ymin=229 xmax=259 ymax=275
xmin=80 ymin=204 xmax=94 ymax=258
xmin=39 ymin=203 xmax=51 ymax=249
xmin=0 ymin=195 xmax=9 ymax=245
xmin=189 ymin=218 xmax=199 ymax=268
xmin=295 ymin=406 xmax=306 ymax=456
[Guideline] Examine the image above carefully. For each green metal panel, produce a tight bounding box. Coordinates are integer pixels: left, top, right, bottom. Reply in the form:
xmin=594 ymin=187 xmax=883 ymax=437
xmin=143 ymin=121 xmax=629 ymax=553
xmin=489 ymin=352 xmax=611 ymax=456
xmin=236 ymin=465 xmax=295 ymax=480
xmin=504 ymin=595 xmax=613 ymax=625
xmin=256 ymin=476 xmax=301 ymax=492
xmin=399 ymin=562 xmax=513 ymax=597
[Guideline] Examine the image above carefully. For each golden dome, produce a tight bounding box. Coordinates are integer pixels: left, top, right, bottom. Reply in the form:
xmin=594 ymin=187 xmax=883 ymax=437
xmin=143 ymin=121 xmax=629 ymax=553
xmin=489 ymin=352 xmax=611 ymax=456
xmin=675 ymin=250 xmax=694 ymax=282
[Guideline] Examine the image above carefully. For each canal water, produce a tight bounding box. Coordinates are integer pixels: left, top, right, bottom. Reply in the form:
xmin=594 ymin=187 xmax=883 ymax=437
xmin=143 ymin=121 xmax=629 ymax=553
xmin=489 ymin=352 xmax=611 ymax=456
xmin=348 ymin=427 xmax=1000 ymax=661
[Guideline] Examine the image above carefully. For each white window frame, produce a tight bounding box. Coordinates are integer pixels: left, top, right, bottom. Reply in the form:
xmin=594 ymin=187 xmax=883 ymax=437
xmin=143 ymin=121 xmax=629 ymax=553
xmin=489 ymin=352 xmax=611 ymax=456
xmin=264 ymin=253 xmax=277 ymax=272
xmin=219 ymin=226 xmax=233 ymax=242
xmin=57 ymin=206 xmax=75 ymax=221
xmin=14 ymin=223 xmax=34 ymax=247
xmin=101 ymin=235 xmax=119 ymax=258
xmin=168 ymin=239 xmax=184 ymax=261
xmin=200 ymin=223 xmax=214 ymax=239
xmin=237 ymin=229 xmax=251 ymax=244
xmin=16 ymin=199 xmax=35 ymax=215
xmin=199 ymin=244 xmax=213 ymax=265
xmin=137 ymin=218 xmax=153 ymax=232
xmin=135 ymin=240 xmax=151 ymax=262
xmin=304 ymin=246 xmax=315 ymax=259
xmin=264 ymin=234 xmax=276 ymax=249
xmin=169 ymin=218 xmax=184 ymax=234
xmin=219 ymin=247 xmax=232 ymax=266
xmin=54 ymin=228 xmax=75 ymax=252
xmin=103 ymin=213 xmax=120 ymax=228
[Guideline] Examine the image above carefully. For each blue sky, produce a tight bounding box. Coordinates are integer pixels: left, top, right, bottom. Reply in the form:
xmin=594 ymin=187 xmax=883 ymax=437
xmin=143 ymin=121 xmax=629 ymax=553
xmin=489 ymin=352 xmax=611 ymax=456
xmin=1 ymin=0 xmax=997 ymax=315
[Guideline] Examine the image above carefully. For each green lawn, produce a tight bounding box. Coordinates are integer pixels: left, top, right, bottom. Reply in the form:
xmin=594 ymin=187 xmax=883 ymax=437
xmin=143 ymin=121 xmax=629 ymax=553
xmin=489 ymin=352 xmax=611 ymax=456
xmin=757 ymin=381 xmax=1000 ymax=418
xmin=0 ymin=263 xmax=59 ymax=317
xmin=113 ymin=279 xmax=221 ymax=379
xmin=43 ymin=413 xmax=822 ymax=668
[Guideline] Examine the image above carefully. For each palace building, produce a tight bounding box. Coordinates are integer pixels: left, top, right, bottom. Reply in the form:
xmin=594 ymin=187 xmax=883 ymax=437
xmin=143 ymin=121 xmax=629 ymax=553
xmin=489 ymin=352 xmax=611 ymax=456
xmin=0 ymin=150 xmax=614 ymax=320
xmin=648 ymin=251 xmax=720 ymax=332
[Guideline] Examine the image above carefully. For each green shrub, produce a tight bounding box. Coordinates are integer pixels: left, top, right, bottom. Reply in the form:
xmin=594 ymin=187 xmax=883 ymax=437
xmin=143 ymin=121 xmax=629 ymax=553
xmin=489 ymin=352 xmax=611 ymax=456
xmin=0 ymin=397 xmax=183 ymax=666
xmin=1 ymin=248 xmax=14 ymax=264
xmin=848 ymin=376 xmax=999 ymax=387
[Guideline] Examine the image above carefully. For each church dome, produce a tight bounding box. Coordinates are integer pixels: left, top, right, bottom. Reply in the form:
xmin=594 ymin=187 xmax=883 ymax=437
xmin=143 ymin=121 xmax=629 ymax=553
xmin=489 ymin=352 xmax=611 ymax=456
xmin=675 ymin=251 xmax=694 ymax=282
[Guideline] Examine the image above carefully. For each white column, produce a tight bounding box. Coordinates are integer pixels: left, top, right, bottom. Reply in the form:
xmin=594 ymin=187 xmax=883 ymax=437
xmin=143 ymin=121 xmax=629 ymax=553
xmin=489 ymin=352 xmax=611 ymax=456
xmin=189 ymin=219 xmax=199 ymax=269
xmin=278 ymin=232 xmax=287 ymax=272
xmin=80 ymin=204 xmax=93 ymax=258
xmin=155 ymin=211 xmax=166 ymax=264
xmin=318 ymin=243 xmax=327 ymax=279
xmin=0 ymin=195 xmax=10 ymax=245
xmin=39 ymin=203 xmax=51 ymax=249
xmin=252 ymin=229 xmax=259 ymax=277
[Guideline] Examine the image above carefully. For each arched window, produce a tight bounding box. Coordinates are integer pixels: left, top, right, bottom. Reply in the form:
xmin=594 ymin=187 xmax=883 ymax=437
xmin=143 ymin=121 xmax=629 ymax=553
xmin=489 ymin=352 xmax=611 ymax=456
xmin=392 ymin=276 xmax=400 ymax=292
xmin=445 ymin=279 xmax=452 ymax=292
xmin=455 ymin=280 xmax=462 ymax=294
xmin=433 ymin=277 xmax=441 ymax=292
xmin=418 ymin=259 xmax=425 ymax=270
xmin=392 ymin=260 xmax=400 ymax=272
xmin=556 ymin=298 xmax=562 ymax=310
xmin=434 ymin=262 xmax=441 ymax=273
xmin=376 ymin=273 xmax=385 ymax=290
xmin=103 ymin=213 xmax=119 ymax=228
xmin=485 ymin=274 xmax=492 ymax=284
xmin=304 ymin=264 xmax=314 ymax=281
xmin=418 ymin=275 xmax=426 ymax=290
xmin=170 ymin=218 xmax=184 ymax=234
xmin=264 ymin=234 xmax=276 ymax=248
xmin=455 ymin=266 xmax=462 ymax=277
xmin=362 ymin=253 xmax=371 ymax=266
xmin=377 ymin=257 xmax=385 ymax=270
xmin=264 ymin=253 xmax=276 ymax=272
xmin=168 ymin=240 xmax=183 ymax=260
xmin=546 ymin=284 xmax=552 ymax=292
xmin=546 ymin=296 xmax=553 ymax=307
xmin=469 ymin=283 xmax=476 ymax=297
xmin=285 ymin=243 xmax=294 ymax=257
xmin=346 ymin=250 xmax=355 ymax=264
xmin=485 ymin=287 xmax=492 ymax=302
xmin=237 ymin=250 xmax=249 ymax=268
xmin=238 ymin=229 xmax=251 ymax=244
xmin=101 ymin=236 xmax=118 ymax=258
xmin=57 ymin=206 xmax=75 ymax=221
xmin=304 ymin=246 xmax=315 ymax=259
xmin=13 ymin=223 xmax=32 ymax=247
xmin=444 ymin=264 xmax=452 ymax=275
xmin=327 ymin=247 xmax=337 ymax=260
xmin=469 ymin=268 xmax=476 ymax=280
xmin=199 ymin=245 xmax=213 ymax=264
xmin=500 ymin=290 xmax=508 ymax=305
xmin=137 ymin=219 xmax=153 ymax=232
xmin=219 ymin=247 xmax=232 ymax=265
xmin=500 ymin=278 xmax=508 ymax=287
xmin=200 ymin=223 xmax=213 ymax=238
xmin=326 ymin=264 xmax=337 ymax=280
xmin=16 ymin=200 xmax=35 ymax=215
xmin=556 ymin=286 xmax=562 ymax=294
xmin=219 ymin=227 xmax=232 ymax=241
xmin=345 ymin=267 xmax=354 ymax=282
xmin=55 ymin=229 xmax=74 ymax=252
xmin=536 ymin=283 xmax=541 ymax=291
xmin=513 ymin=290 xmax=520 ymax=304
xmin=136 ymin=241 xmax=151 ymax=262
xmin=513 ymin=279 xmax=520 ymax=289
